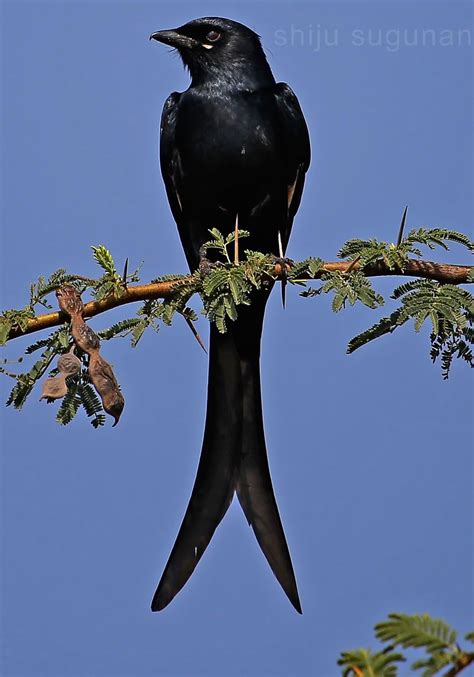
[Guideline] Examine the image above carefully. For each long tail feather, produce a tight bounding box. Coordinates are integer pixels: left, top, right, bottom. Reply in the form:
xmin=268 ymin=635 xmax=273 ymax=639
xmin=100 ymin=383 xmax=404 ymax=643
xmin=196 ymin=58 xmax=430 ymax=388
xmin=230 ymin=295 xmax=300 ymax=612
xmin=151 ymin=327 xmax=242 ymax=611
xmin=235 ymin=305 xmax=301 ymax=613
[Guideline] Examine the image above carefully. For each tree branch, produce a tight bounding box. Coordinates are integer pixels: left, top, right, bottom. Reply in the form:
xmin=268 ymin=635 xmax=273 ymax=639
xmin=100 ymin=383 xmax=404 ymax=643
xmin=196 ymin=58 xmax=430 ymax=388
xmin=444 ymin=652 xmax=474 ymax=677
xmin=5 ymin=258 xmax=472 ymax=341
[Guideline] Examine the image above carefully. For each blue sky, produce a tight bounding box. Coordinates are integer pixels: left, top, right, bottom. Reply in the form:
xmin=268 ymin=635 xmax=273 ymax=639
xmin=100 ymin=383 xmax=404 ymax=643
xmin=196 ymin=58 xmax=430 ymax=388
xmin=0 ymin=1 xmax=472 ymax=676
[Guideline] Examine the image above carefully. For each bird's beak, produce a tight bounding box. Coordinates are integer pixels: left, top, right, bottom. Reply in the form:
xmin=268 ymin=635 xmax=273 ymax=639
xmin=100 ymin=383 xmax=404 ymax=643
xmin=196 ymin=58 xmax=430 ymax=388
xmin=149 ymin=29 xmax=198 ymax=50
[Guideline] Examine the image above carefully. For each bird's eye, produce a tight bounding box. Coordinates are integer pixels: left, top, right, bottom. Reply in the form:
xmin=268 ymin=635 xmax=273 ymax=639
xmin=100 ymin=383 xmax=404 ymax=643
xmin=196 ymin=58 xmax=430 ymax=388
xmin=205 ymin=30 xmax=221 ymax=43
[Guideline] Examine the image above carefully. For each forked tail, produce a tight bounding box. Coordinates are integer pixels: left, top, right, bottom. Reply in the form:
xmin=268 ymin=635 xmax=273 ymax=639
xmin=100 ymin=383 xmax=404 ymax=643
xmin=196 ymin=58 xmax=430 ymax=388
xmin=151 ymin=294 xmax=300 ymax=612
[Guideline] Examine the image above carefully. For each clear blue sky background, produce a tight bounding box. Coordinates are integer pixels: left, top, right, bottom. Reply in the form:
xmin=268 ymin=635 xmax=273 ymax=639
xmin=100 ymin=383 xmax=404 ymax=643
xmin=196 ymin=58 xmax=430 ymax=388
xmin=1 ymin=1 xmax=472 ymax=676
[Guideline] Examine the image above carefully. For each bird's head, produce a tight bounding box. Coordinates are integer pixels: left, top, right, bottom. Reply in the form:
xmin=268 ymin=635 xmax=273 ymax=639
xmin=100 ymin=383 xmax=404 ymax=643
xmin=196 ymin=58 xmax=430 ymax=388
xmin=150 ymin=17 xmax=274 ymax=87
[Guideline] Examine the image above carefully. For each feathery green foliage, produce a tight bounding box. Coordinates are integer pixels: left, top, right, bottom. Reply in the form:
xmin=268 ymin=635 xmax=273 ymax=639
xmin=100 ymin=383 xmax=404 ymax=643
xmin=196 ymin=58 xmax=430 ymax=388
xmin=403 ymin=228 xmax=473 ymax=253
xmin=287 ymin=257 xmax=324 ymax=284
xmin=91 ymin=245 xmax=126 ymax=300
xmin=338 ymin=647 xmax=405 ymax=676
xmin=338 ymin=238 xmax=409 ymax=270
xmin=91 ymin=245 xmax=117 ymax=276
xmin=202 ymin=265 xmax=254 ymax=333
xmin=53 ymin=370 xmax=107 ymax=427
xmin=348 ymin=280 xmax=473 ymax=377
xmin=202 ymin=227 xmax=251 ymax=264
xmin=301 ymin=270 xmax=384 ymax=311
xmin=375 ymin=614 xmax=457 ymax=652
xmin=6 ymin=344 xmax=58 ymax=410
xmin=339 ymin=613 xmax=474 ymax=676
xmin=339 ymin=228 xmax=473 ymax=270
xmin=56 ymin=376 xmax=82 ymax=425
xmin=78 ymin=381 xmax=106 ymax=428
xmin=0 ymin=308 xmax=35 ymax=346
xmin=337 ymin=227 xmax=473 ymax=372
xmin=410 ymin=652 xmax=456 ymax=677
xmin=1 ymin=316 xmax=110 ymax=426
xmin=4 ymin=326 xmax=71 ymax=409
xmin=1 ymin=227 xmax=472 ymax=424
xmin=97 ymin=318 xmax=143 ymax=341
xmin=197 ymin=229 xmax=274 ymax=331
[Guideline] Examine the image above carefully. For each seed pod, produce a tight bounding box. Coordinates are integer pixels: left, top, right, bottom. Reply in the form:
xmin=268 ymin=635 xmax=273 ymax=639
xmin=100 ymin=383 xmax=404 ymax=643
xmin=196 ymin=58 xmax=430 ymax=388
xmin=40 ymin=375 xmax=68 ymax=401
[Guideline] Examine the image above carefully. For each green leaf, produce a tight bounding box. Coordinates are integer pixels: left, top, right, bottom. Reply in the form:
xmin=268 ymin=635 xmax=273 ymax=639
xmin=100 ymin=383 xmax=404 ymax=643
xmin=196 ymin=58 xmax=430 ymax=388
xmin=98 ymin=318 xmax=142 ymax=341
xmin=404 ymin=228 xmax=473 ymax=252
xmin=6 ymin=347 xmax=57 ymax=410
xmin=348 ymin=310 xmax=406 ymax=353
xmin=56 ymin=378 xmax=82 ymax=425
xmin=375 ymin=613 xmax=457 ymax=653
xmin=79 ymin=382 xmax=105 ymax=427
xmin=91 ymin=245 xmax=117 ymax=275
xmin=0 ymin=319 xmax=12 ymax=345
xmin=131 ymin=320 xmax=148 ymax=347
xmin=332 ymin=293 xmax=345 ymax=313
xmin=411 ymin=651 xmax=454 ymax=677
xmin=225 ymin=228 xmax=250 ymax=245
xmin=338 ymin=647 xmax=405 ymax=676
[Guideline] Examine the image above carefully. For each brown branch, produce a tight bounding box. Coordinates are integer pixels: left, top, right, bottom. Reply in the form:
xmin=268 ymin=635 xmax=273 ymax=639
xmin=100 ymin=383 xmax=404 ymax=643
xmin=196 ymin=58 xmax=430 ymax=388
xmin=443 ymin=652 xmax=474 ymax=676
xmin=5 ymin=258 xmax=472 ymax=341
xmin=328 ymin=259 xmax=472 ymax=283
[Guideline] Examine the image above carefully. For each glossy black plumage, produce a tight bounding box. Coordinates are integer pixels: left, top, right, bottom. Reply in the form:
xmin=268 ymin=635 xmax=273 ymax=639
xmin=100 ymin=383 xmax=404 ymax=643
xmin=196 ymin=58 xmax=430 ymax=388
xmin=150 ymin=17 xmax=310 ymax=612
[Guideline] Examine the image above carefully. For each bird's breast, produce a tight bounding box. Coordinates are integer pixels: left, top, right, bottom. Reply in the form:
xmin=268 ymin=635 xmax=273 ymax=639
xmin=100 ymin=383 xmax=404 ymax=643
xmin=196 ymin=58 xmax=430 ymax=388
xmin=175 ymin=89 xmax=284 ymax=186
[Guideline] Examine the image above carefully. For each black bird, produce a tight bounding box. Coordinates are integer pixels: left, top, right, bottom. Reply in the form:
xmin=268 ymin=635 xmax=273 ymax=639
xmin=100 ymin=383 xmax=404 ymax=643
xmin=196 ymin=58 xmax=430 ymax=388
xmin=150 ymin=17 xmax=310 ymax=613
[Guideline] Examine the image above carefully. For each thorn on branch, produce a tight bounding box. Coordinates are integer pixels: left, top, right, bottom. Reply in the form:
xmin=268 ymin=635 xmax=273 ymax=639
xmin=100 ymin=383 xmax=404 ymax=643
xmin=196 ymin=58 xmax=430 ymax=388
xmin=183 ymin=315 xmax=207 ymax=353
xmin=122 ymin=257 xmax=129 ymax=288
xmin=345 ymin=256 xmax=361 ymax=274
xmin=396 ymin=205 xmax=408 ymax=247
xmin=234 ymin=214 xmax=240 ymax=265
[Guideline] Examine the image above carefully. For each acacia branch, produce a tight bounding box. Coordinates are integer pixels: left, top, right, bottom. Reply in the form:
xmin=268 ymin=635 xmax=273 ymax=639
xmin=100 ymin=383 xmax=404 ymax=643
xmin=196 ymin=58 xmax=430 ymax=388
xmin=5 ymin=257 xmax=472 ymax=341
xmin=444 ymin=652 xmax=474 ymax=676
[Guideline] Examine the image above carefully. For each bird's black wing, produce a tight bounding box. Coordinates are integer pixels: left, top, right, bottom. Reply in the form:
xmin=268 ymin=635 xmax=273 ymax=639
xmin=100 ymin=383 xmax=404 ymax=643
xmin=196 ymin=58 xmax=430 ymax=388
xmin=273 ymin=83 xmax=311 ymax=248
xmin=159 ymin=92 xmax=183 ymax=222
xmin=160 ymin=91 xmax=197 ymax=267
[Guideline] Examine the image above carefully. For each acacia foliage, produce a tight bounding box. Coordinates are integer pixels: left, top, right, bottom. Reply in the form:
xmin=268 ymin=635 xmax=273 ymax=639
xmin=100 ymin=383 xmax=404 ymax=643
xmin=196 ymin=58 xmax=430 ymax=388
xmin=0 ymin=227 xmax=472 ymax=426
xmin=339 ymin=613 xmax=474 ymax=676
